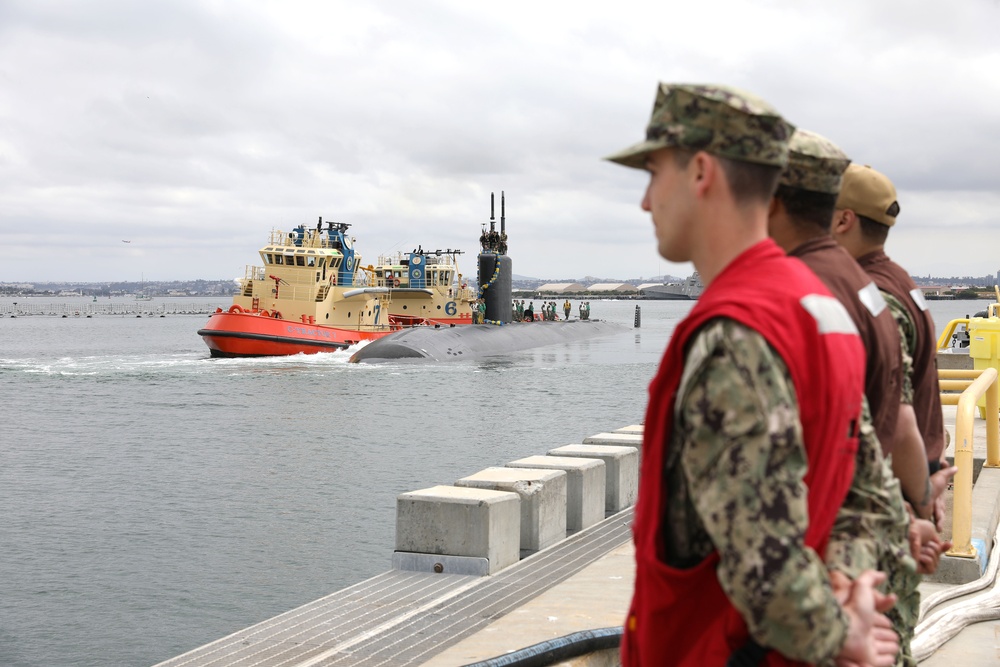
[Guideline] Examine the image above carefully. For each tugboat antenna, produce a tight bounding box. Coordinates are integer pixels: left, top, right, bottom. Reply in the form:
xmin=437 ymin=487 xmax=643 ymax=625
xmin=500 ymin=191 xmax=505 ymax=237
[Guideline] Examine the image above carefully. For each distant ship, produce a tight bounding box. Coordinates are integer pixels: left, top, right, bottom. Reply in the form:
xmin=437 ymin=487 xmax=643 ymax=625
xmin=638 ymin=272 xmax=703 ymax=300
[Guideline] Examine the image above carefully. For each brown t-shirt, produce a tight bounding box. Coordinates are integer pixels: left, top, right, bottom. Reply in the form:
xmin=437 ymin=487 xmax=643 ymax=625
xmin=858 ymin=249 xmax=945 ymax=462
xmin=790 ymin=238 xmax=902 ymax=454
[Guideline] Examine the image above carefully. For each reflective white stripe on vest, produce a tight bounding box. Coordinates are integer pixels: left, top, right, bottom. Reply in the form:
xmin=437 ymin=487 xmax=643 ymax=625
xmin=909 ymin=287 xmax=929 ymax=312
xmin=800 ymin=294 xmax=859 ymax=335
xmin=858 ymin=281 xmax=888 ymax=318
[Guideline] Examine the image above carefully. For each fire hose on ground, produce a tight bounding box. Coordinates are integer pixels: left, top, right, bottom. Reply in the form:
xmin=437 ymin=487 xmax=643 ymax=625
xmin=911 ymin=520 xmax=1000 ymax=662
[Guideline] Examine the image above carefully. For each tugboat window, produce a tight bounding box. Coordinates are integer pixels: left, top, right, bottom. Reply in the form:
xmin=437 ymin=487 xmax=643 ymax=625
xmin=274 ymin=255 xmax=283 ymax=265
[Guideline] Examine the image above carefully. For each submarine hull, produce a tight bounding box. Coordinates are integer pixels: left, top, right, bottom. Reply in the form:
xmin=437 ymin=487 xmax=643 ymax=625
xmin=348 ymin=320 xmax=625 ymax=363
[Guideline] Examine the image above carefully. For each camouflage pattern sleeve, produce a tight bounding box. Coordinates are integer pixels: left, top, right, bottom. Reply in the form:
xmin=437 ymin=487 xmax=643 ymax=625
xmin=825 ymin=398 xmax=920 ymax=665
xmin=826 ymin=398 xmax=911 ymax=576
xmin=672 ymin=319 xmax=849 ymax=663
xmin=882 ymin=291 xmax=916 ymax=404
xmin=825 ymin=398 xmax=882 ymax=576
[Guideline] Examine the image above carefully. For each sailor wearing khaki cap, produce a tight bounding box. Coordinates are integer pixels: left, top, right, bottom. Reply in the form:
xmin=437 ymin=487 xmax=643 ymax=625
xmin=831 ymin=164 xmax=955 ymax=513
xmin=608 ymin=85 xmax=897 ymax=667
xmin=837 ymin=163 xmax=902 ymax=227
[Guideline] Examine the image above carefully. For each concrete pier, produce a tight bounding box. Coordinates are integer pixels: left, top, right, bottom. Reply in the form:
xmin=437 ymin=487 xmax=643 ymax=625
xmin=155 ymin=406 xmax=1000 ymax=667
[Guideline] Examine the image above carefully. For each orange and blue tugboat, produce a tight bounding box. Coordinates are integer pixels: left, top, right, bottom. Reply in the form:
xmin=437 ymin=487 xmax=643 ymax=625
xmin=198 ymin=218 xmax=474 ymax=357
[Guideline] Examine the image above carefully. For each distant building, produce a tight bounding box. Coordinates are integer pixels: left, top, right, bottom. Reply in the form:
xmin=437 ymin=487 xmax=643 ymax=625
xmin=536 ymin=282 xmax=586 ymax=293
xmin=587 ymin=283 xmax=638 ymax=293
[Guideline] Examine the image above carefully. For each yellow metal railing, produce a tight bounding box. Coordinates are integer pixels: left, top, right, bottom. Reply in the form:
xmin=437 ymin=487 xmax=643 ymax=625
xmin=936 ymin=318 xmax=970 ymax=350
xmin=938 ymin=367 xmax=999 ymax=558
xmin=937 ymin=286 xmax=1000 ymax=350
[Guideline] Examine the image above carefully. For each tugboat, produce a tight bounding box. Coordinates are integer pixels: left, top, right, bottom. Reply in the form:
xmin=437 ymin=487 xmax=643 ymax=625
xmin=198 ymin=219 xmax=389 ymax=357
xmin=198 ymin=218 xmax=473 ymax=357
xmin=370 ymin=247 xmax=475 ymax=325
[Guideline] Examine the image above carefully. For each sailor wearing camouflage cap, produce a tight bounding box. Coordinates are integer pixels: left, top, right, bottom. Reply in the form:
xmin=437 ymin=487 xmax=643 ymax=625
xmin=767 ymin=128 xmax=850 ymax=248
xmin=610 ymin=86 xmax=898 ymax=667
xmin=605 ymin=84 xmax=795 ymax=268
xmin=779 ymin=128 xmax=851 ymax=193
xmin=770 ymin=130 xmax=939 ymax=664
xmin=605 ymin=83 xmax=794 ymax=169
xmin=769 ymin=130 xmax=908 ymax=445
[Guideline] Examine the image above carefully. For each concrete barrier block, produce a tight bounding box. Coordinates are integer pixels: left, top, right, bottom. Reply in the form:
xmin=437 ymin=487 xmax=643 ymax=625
xmin=583 ymin=432 xmax=643 ymax=448
xmin=507 ymin=455 xmax=606 ymax=532
xmin=456 ymin=467 xmax=567 ymax=552
xmin=395 ymin=485 xmax=520 ymax=575
xmin=614 ymin=424 xmax=644 ymax=435
xmin=547 ymin=444 xmax=638 ymax=513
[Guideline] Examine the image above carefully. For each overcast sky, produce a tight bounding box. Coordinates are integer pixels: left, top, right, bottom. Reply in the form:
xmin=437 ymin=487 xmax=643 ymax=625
xmin=3 ymin=0 xmax=999 ymax=284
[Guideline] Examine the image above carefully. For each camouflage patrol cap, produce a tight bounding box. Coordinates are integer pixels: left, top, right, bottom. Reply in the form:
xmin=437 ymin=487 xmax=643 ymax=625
xmin=605 ymin=83 xmax=795 ymax=169
xmin=779 ymin=129 xmax=851 ymax=194
xmin=836 ymin=163 xmax=900 ymax=227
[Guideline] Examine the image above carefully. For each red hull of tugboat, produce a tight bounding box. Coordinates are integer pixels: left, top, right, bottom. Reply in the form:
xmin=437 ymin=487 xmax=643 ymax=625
xmin=197 ymin=310 xmax=394 ymax=358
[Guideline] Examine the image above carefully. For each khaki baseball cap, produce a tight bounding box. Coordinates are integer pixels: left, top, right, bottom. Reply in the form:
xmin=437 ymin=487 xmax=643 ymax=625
xmin=605 ymin=83 xmax=795 ymax=169
xmin=836 ymin=164 xmax=900 ymax=227
xmin=779 ymin=129 xmax=850 ymax=194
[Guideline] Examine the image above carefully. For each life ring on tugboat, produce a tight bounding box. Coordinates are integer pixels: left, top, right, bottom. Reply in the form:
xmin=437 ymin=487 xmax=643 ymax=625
xmin=228 ymin=304 xmax=246 ymax=314
xmin=329 ymin=274 xmax=337 ymax=286
xmin=259 ymin=309 xmax=270 ymax=317
xmin=393 ymin=278 xmax=401 ymax=288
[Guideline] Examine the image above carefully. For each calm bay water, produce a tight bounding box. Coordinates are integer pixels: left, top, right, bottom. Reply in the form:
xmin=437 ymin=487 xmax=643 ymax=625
xmin=0 ymin=297 xmax=687 ymax=667
xmin=0 ymin=295 xmax=984 ymax=666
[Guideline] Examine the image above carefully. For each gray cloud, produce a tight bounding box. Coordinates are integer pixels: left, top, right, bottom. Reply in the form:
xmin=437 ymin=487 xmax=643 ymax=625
xmin=1 ymin=0 xmax=999 ymax=283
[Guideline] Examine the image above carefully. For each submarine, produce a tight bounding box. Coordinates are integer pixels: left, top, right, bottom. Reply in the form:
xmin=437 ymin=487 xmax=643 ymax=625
xmin=348 ymin=319 xmax=625 ymax=362
xmin=349 ymin=192 xmax=626 ymax=363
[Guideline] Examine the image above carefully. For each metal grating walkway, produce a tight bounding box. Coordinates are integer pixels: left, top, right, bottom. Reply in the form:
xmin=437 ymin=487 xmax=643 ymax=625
xmin=155 ymin=508 xmax=633 ymax=667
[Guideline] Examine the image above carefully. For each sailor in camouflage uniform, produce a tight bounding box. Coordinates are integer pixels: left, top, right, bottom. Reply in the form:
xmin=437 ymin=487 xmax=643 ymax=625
xmin=606 ymin=83 xmax=899 ymax=667
xmin=769 ymin=131 xmax=947 ymax=665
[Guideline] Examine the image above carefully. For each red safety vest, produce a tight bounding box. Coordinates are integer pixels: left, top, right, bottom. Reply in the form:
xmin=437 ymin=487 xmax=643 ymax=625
xmin=623 ymin=239 xmax=865 ymax=667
